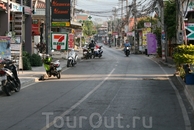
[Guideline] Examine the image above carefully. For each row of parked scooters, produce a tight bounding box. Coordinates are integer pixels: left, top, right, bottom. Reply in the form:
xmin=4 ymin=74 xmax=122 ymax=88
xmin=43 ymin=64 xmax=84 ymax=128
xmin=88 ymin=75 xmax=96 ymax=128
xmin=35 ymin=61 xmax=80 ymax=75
xmin=82 ymin=45 xmax=103 ymax=59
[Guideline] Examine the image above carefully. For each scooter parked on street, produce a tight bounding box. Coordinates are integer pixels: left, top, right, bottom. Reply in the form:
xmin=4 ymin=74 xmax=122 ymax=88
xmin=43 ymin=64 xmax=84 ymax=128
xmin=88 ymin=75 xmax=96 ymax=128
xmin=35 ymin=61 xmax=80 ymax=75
xmin=93 ymin=45 xmax=103 ymax=58
xmin=82 ymin=47 xmax=92 ymax=59
xmin=67 ymin=49 xmax=78 ymax=67
xmin=0 ymin=59 xmax=21 ymax=96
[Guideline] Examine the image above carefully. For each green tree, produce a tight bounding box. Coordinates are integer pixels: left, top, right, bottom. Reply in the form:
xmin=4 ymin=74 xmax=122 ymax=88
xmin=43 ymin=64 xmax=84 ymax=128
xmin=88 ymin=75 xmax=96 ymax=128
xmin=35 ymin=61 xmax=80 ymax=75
xmin=164 ymin=0 xmax=176 ymax=40
xmin=82 ymin=20 xmax=96 ymax=37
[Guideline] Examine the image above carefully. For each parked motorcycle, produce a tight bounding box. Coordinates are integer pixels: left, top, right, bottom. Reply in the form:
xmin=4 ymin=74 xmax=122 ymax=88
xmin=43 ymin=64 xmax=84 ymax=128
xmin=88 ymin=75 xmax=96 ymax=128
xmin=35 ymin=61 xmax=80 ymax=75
xmin=82 ymin=47 xmax=92 ymax=59
xmin=43 ymin=55 xmax=62 ymax=79
xmin=67 ymin=49 xmax=78 ymax=67
xmin=0 ymin=59 xmax=21 ymax=96
xmin=125 ymin=46 xmax=130 ymax=57
xmin=93 ymin=45 xmax=103 ymax=58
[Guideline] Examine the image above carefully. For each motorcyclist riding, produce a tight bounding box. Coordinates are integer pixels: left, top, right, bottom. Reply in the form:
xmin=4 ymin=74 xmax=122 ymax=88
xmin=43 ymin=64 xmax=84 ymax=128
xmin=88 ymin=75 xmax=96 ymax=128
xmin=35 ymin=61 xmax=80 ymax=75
xmin=124 ymin=40 xmax=131 ymax=52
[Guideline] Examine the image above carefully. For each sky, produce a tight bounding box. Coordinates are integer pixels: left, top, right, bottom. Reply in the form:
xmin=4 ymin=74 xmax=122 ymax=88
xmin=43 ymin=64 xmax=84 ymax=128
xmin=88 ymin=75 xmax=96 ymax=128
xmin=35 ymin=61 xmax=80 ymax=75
xmin=76 ymin=0 xmax=133 ymax=23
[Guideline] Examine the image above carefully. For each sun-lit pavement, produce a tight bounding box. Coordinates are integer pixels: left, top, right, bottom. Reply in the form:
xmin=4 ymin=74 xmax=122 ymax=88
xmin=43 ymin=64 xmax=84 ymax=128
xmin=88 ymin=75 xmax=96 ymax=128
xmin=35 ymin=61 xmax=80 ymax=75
xmin=0 ymin=44 xmax=194 ymax=130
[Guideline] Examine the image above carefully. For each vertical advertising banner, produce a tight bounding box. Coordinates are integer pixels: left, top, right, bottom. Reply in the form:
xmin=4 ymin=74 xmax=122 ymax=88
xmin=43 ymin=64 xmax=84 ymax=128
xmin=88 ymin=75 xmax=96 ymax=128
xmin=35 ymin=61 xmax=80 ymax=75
xmin=51 ymin=33 xmax=68 ymax=51
xmin=147 ymin=33 xmax=157 ymax=55
xmin=68 ymin=33 xmax=74 ymax=49
xmin=142 ymin=28 xmax=151 ymax=45
xmin=0 ymin=36 xmax=11 ymax=60
xmin=51 ymin=0 xmax=71 ymax=27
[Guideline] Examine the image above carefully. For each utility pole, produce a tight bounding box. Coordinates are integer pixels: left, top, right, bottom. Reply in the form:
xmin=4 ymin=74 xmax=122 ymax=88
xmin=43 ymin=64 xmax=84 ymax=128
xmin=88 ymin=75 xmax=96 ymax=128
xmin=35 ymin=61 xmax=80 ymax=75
xmin=177 ymin=0 xmax=185 ymax=44
xmin=45 ymin=0 xmax=51 ymax=54
xmin=160 ymin=0 xmax=166 ymax=61
xmin=112 ymin=7 xmax=118 ymax=47
xmin=6 ymin=0 xmax=10 ymax=33
xmin=119 ymin=0 xmax=125 ymax=47
xmin=72 ymin=0 xmax=76 ymax=21
xmin=126 ymin=0 xmax=128 ymax=13
xmin=133 ymin=0 xmax=138 ymax=54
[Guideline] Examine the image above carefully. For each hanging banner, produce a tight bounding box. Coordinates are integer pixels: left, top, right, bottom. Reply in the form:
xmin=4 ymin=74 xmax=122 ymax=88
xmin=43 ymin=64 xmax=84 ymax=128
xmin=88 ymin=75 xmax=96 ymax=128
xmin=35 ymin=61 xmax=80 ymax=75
xmin=68 ymin=33 xmax=74 ymax=49
xmin=0 ymin=36 xmax=11 ymax=60
xmin=51 ymin=33 xmax=68 ymax=51
xmin=147 ymin=33 xmax=157 ymax=55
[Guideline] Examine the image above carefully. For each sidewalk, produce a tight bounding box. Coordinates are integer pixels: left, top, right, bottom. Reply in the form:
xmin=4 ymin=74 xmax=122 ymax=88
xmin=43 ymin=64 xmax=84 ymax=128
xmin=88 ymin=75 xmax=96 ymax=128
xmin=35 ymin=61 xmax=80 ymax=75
xmin=148 ymin=55 xmax=194 ymax=110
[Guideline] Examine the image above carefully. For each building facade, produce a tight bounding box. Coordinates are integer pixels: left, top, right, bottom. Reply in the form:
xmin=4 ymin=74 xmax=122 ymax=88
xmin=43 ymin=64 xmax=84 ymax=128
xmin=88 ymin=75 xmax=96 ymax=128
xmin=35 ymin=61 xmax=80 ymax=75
xmin=0 ymin=0 xmax=33 ymax=54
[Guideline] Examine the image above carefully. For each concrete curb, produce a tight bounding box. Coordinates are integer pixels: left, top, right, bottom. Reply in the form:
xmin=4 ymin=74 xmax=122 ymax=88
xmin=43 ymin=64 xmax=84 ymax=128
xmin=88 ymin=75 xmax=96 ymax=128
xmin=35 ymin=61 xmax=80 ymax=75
xmin=175 ymin=76 xmax=194 ymax=110
xmin=184 ymin=85 xmax=194 ymax=110
xmin=20 ymin=78 xmax=38 ymax=87
xmin=159 ymin=60 xmax=176 ymax=68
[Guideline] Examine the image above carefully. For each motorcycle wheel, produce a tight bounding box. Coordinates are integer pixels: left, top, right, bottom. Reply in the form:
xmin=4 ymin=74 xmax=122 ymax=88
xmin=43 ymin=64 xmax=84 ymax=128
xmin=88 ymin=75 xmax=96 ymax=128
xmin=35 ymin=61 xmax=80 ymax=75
xmin=15 ymin=79 xmax=21 ymax=92
xmin=126 ymin=52 xmax=129 ymax=57
xmin=72 ymin=62 xmax=75 ymax=67
xmin=57 ymin=72 xmax=61 ymax=79
xmin=2 ymin=80 xmax=11 ymax=96
xmin=67 ymin=60 xmax=70 ymax=67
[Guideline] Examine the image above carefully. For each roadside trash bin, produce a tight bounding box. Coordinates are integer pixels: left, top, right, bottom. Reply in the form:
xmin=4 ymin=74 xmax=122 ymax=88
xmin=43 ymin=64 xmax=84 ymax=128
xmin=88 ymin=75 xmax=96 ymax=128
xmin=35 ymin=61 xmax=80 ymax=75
xmin=185 ymin=73 xmax=194 ymax=85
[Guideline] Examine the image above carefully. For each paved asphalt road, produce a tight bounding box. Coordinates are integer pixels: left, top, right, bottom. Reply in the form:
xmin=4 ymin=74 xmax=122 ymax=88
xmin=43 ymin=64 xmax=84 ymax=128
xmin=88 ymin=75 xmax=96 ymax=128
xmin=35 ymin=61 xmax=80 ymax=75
xmin=0 ymin=44 xmax=194 ymax=130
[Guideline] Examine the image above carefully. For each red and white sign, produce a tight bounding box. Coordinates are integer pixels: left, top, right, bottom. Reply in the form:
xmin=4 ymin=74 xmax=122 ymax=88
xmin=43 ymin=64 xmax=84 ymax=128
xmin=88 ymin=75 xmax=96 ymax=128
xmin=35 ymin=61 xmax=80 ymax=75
xmin=51 ymin=33 xmax=68 ymax=50
xmin=112 ymin=32 xmax=118 ymax=36
xmin=144 ymin=22 xmax=151 ymax=28
xmin=68 ymin=33 xmax=74 ymax=49
xmin=127 ymin=32 xmax=133 ymax=36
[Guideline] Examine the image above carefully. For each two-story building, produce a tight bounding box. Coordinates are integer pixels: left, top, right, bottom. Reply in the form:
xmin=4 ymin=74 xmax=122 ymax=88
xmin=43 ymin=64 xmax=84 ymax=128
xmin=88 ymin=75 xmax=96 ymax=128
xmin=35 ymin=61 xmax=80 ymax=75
xmin=0 ymin=0 xmax=33 ymax=54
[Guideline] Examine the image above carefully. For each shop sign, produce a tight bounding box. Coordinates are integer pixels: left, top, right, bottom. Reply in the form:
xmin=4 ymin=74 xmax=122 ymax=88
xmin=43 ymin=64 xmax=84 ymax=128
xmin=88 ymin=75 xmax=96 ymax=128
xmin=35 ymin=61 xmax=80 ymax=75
xmin=185 ymin=23 xmax=194 ymax=40
xmin=51 ymin=0 xmax=70 ymax=24
xmin=51 ymin=33 xmax=68 ymax=51
xmin=51 ymin=22 xmax=70 ymax=27
xmin=10 ymin=2 xmax=23 ymax=12
xmin=23 ymin=6 xmax=31 ymax=15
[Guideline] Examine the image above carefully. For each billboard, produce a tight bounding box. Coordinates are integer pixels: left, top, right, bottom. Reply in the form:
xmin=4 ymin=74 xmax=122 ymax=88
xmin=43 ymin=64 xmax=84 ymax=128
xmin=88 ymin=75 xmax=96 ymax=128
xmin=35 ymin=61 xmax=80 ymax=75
xmin=0 ymin=36 xmax=11 ymax=60
xmin=147 ymin=33 xmax=157 ymax=55
xmin=51 ymin=0 xmax=71 ymax=27
xmin=142 ymin=28 xmax=151 ymax=45
xmin=51 ymin=33 xmax=68 ymax=51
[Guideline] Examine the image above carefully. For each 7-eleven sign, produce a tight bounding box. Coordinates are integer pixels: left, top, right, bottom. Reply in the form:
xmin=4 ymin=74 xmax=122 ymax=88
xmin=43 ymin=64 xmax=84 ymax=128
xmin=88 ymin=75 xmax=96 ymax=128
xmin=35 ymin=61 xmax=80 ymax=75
xmin=51 ymin=33 xmax=68 ymax=50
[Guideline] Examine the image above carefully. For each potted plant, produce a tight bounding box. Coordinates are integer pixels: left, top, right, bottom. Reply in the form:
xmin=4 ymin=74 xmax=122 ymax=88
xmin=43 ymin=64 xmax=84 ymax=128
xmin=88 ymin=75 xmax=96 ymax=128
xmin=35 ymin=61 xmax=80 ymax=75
xmin=173 ymin=44 xmax=194 ymax=83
